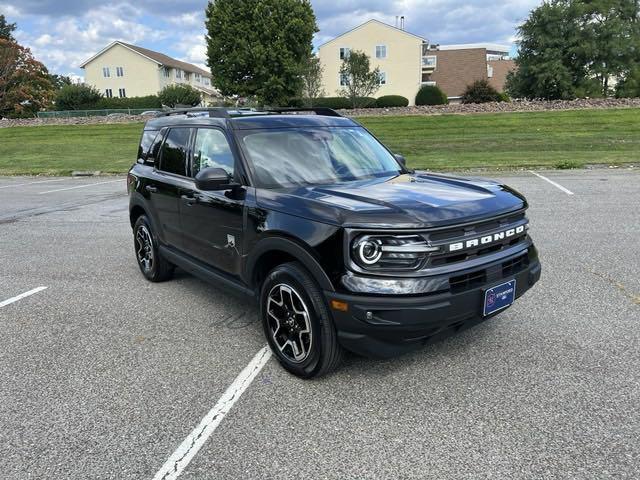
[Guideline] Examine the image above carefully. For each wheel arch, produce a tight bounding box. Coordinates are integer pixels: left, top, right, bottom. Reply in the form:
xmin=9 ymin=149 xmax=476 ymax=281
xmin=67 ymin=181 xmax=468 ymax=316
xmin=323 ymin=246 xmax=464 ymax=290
xmin=247 ymin=237 xmax=336 ymax=293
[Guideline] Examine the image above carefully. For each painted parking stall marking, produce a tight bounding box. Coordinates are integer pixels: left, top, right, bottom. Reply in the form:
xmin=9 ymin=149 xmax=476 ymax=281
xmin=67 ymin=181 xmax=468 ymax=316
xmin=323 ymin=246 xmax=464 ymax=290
xmin=528 ymin=170 xmax=575 ymax=195
xmin=152 ymin=346 xmax=272 ymax=480
xmin=0 ymin=178 xmax=69 ymax=190
xmin=38 ymin=179 xmax=125 ymax=195
xmin=0 ymin=286 xmax=48 ymax=308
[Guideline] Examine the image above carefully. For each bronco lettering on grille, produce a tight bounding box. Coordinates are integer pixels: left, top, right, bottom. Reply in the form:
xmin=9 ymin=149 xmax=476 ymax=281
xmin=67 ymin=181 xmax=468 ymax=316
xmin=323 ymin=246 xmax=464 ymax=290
xmin=448 ymin=225 xmax=526 ymax=252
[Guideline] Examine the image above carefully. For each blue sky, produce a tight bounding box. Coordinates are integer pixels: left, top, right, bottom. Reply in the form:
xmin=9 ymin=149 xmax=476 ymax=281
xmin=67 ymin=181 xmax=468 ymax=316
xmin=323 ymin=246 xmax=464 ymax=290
xmin=0 ymin=0 xmax=540 ymax=79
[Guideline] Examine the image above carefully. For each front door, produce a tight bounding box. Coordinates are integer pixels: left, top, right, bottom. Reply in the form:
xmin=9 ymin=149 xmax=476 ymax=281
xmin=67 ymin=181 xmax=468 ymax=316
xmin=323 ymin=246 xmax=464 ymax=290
xmin=179 ymin=127 xmax=244 ymax=277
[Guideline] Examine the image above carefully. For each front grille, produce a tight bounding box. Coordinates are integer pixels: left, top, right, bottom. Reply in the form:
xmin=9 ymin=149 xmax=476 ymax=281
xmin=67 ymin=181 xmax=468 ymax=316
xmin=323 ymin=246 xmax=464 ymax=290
xmin=449 ymin=269 xmax=487 ymax=293
xmin=502 ymin=253 xmax=530 ymax=277
xmin=424 ymin=212 xmax=528 ymax=269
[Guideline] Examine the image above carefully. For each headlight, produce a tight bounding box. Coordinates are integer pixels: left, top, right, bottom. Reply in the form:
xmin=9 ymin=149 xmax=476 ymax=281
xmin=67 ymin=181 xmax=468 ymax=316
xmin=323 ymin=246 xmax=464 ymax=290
xmin=352 ymin=235 xmax=439 ymax=271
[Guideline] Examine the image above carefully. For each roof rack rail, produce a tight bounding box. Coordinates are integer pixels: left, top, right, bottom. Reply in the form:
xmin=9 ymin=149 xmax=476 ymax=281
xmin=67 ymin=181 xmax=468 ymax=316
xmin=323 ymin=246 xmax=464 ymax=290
xmin=262 ymin=107 xmax=342 ymax=118
xmin=158 ymin=106 xmax=342 ymax=119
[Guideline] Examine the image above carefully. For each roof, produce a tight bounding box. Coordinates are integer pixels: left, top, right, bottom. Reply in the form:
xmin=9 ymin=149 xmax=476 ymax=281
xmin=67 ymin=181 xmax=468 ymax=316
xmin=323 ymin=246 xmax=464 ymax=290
xmin=438 ymin=43 xmax=510 ymax=54
xmin=318 ymin=19 xmax=427 ymax=49
xmin=79 ymin=41 xmax=212 ymax=77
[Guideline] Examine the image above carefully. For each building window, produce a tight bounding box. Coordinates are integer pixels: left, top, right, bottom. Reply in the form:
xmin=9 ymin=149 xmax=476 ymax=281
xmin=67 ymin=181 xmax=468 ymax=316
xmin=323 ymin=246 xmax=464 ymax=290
xmin=339 ymin=47 xmax=350 ymax=60
xmin=116 ymin=67 xmax=124 ymax=77
xmin=195 ymin=73 xmax=201 ymax=83
xmin=204 ymin=78 xmax=210 ymax=85
xmin=175 ymin=69 xmax=182 ymax=79
xmin=423 ymin=56 xmax=437 ymax=68
xmin=339 ymin=73 xmax=349 ymax=87
xmin=375 ymin=45 xmax=387 ymax=59
xmin=105 ymin=89 xmax=113 ymax=98
xmin=185 ymin=73 xmax=190 ymax=82
xmin=119 ymin=88 xmax=127 ymax=98
xmin=378 ymin=72 xmax=387 ymax=85
xmin=163 ymin=68 xmax=170 ymax=78
xmin=487 ymin=65 xmax=494 ymax=78
xmin=103 ymin=67 xmax=110 ymax=78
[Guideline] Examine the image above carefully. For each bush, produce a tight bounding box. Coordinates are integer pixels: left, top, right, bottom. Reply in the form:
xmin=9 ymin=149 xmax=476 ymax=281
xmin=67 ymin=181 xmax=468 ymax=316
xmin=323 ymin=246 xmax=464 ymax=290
xmin=158 ymin=84 xmax=201 ymax=108
xmin=415 ymin=85 xmax=448 ymax=105
xmin=354 ymin=97 xmax=377 ymax=108
xmin=313 ymin=97 xmax=351 ymax=109
xmin=498 ymin=92 xmax=511 ymax=103
xmin=55 ymin=84 xmax=102 ymax=110
xmin=375 ymin=95 xmax=409 ymax=108
xmin=95 ymin=95 xmax=162 ymax=110
xmin=461 ymin=80 xmax=501 ymax=104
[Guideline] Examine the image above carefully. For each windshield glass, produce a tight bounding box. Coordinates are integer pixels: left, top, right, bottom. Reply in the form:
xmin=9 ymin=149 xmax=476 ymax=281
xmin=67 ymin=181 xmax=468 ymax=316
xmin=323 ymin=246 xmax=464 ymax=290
xmin=239 ymin=127 xmax=402 ymax=188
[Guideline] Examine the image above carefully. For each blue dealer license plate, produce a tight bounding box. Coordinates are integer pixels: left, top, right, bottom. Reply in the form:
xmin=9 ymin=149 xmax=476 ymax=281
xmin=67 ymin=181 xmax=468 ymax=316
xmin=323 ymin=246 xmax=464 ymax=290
xmin=483 ymin=280 xmax=516 ymax=316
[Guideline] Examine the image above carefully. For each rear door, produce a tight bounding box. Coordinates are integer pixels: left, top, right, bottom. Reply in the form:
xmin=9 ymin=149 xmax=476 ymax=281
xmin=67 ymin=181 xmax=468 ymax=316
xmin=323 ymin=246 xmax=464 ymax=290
xmin=179 ymin=127 xmax=244 ymax=277
xmin=146 ymin=127 xmax=193 ymax=249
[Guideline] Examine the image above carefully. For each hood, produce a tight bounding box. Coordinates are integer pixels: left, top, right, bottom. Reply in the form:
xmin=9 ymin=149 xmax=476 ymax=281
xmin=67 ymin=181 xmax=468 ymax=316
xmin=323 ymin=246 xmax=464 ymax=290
xmin=256 ymin=172 xmax=527 ymax=229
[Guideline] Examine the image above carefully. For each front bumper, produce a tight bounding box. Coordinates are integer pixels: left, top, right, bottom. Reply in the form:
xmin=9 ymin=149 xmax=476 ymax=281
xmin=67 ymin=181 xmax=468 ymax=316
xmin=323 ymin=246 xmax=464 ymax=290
xmin=324 ymin=254 xmax=541 ymax=358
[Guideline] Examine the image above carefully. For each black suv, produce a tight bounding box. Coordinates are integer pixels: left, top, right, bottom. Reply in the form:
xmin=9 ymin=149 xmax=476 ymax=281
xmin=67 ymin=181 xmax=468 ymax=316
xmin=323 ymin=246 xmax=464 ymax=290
xmin=128 ymin=107 xmax=541 ymax=378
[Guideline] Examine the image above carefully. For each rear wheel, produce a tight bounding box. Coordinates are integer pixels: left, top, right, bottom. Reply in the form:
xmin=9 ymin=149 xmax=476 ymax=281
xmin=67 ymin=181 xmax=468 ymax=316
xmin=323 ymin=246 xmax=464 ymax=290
xmin=260 ymin=262 xmax=343 ymax=378
xmin=133 ymin=215 xmax=174 ymax=282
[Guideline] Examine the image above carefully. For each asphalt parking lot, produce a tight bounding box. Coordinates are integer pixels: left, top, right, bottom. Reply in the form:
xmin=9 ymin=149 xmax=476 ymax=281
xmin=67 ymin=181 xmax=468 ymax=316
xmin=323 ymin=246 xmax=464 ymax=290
xmin=1 ymin=169 xmax=638 ymax=479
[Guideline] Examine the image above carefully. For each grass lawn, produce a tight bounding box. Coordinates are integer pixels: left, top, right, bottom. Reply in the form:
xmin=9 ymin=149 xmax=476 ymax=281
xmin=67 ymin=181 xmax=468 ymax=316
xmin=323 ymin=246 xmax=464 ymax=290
xmin=0 ymin=108 xmax=638 ymax=175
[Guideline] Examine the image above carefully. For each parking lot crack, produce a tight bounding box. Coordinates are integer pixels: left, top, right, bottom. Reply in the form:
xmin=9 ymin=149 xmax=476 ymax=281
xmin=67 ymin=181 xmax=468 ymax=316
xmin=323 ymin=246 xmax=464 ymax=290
xmin=584 ymin=267 xmax=640 ymax=306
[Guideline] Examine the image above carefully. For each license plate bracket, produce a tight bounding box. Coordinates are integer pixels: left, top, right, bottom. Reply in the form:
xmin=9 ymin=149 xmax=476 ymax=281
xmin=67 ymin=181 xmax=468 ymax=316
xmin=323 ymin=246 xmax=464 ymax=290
xmin=483 ymin=279 xmax=516 ymax=316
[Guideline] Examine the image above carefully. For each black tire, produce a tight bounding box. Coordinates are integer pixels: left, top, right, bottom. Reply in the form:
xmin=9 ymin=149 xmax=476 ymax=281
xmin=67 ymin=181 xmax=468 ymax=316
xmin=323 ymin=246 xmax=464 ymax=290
xmin=260 ymin=262 xmax=343 ymax=378
xmin=133 ymin=215 xmax=174 ymax=282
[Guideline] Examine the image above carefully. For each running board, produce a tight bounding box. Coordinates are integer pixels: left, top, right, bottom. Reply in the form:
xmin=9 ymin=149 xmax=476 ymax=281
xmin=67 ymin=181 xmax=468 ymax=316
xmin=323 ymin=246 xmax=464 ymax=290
xmin=159 ymin=245 xmax=255 ymax=298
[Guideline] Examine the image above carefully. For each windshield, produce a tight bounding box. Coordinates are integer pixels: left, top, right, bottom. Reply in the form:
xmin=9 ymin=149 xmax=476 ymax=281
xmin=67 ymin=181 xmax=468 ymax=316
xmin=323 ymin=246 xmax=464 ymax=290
xmin=239 ymin=127 xmax=402 ymax=188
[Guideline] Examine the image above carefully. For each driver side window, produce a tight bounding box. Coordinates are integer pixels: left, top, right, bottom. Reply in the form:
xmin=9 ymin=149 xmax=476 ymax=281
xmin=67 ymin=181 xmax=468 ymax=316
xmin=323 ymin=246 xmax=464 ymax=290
xmin=192 ymin=128 xmax=234 ymax=178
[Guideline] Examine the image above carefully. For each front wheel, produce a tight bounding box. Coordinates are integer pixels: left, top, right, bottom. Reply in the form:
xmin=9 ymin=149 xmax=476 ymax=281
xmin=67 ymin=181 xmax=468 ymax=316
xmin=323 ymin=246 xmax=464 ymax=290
xmin=260 ymin=262 xmax=343 ymax=378
xmin=133 ymin=215 xmax=174 ymax=282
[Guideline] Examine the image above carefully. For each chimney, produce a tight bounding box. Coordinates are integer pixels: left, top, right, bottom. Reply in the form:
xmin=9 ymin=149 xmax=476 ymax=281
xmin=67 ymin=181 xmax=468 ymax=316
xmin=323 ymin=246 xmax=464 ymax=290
xmin=400 ymin=16 xmax=405 ymax=30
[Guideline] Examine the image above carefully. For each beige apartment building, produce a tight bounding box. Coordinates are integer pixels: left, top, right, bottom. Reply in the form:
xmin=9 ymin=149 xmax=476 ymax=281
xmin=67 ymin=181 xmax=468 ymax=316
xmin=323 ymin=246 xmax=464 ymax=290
xmin=318 ymin=20 xmax=514 ymax=104
xmin=80 ymin=41 xmax=219 ymax=104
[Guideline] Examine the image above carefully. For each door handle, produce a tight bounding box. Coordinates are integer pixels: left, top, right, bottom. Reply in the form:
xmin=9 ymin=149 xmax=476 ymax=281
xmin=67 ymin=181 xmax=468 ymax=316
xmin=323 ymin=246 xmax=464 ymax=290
xmin=145 ymin=185 xmax=158 ymax=193
xmin=181 ymin=194 xmax=197 ymax=206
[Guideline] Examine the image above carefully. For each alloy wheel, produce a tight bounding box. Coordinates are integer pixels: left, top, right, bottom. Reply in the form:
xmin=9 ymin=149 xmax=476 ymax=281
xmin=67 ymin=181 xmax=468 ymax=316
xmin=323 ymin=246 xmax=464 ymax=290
xmin=135 ymin=225 xmax=154 ymax=272
xmin=266 ymin=283 xmax=313 ymax=363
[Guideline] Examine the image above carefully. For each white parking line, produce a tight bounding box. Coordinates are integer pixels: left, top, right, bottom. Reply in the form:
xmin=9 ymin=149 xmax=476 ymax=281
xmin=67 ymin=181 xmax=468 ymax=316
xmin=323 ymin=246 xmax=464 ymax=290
xmin=0 ymin=178 xmax=69 ymax=190
xmin=152 ymin=346 xmax=272 ymax=480
xmin=0 ymin=286 xmax=48 ymax=308
xmin=38 ymin=179 xmax=124 ymax=194
xmin=528 ymin=171 xmax=575 ymax=195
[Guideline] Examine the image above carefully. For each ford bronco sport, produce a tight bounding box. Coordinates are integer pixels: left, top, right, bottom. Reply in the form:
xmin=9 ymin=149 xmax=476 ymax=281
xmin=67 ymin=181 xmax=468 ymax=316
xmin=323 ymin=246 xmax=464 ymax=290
xmin=128 ymin=107 xmax=541 ymax=378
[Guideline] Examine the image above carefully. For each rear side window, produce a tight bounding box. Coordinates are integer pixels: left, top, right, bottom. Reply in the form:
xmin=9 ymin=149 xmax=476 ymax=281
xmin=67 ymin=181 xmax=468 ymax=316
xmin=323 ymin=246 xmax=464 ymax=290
xmin=138 ymin=129 xmax=158 ymax=162
xmin=192 ymin=128 xmax=234 ymax=178
xmin=159 ymin=128 xmax=191 ymax=176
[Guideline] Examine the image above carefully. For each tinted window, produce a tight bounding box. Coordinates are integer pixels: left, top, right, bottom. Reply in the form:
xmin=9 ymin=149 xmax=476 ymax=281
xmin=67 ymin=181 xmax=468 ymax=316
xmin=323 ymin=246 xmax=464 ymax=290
xmin=192 ymin=128 xmax=234 ymax=178
xmin=138 ymin=130 xmax=158 ymax=161
xmin=239 ymin=127 xmax=401 ymax=188
xmin=159 ymin=128 xmax=190 ymax=175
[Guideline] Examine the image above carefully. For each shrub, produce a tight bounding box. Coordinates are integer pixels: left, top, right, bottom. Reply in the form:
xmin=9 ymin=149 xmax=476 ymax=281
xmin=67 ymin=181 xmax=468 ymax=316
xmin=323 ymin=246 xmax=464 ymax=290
xmin=55 ymin=84 xmax=102 ymax=110
xmin=461 ymin=80 xmax=501 ymax=104
xmin=95 ymin=95 xmax=162 ymax=110
xmin=375 ymin=95 xmax=409 ymax=108
xmin=415 ymin=85 xmax=448 ymax=105
xmin=158 ymin=84 xmax=201 ymax=108
xmin=498 ymin=92 xmax=511 ymax=103
xmin=354 ymin=97 xmax=377 ymax=108
xmin=313 ymin=97 xmax=351 ymax=109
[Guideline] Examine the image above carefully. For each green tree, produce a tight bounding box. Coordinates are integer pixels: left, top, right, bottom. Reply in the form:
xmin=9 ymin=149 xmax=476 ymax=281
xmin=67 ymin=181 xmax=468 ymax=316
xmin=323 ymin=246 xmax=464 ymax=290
xmin=0 ymin=14 xmax=16 ymax=41
xmin=158 ymin=84 xmax=201 ymax=108
xmin=205 ymin=0 xmax=317 ymax=106
xmin=0 ymin=38 xmax=54 ymax=117
xmin=48 ymin=74 xmax=73 ymax=90
xmin=54 ymin=84 xmax=102 ymax=110
xmin=300 ymin=55 xmax=324 ymax=106
xmin=337 ymin=50 xmax=381 ymax=108
xmin=508 ymin=0 xmax=640 ymax=99
xmin=616 ymin=65 xmax=640 ymax=97
xmin=507 ymin=0 xmax=588 ymax=100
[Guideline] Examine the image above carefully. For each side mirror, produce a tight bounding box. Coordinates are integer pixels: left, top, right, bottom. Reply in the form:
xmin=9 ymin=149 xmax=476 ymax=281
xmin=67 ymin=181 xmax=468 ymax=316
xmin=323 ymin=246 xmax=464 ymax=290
xmin=195 ymin=167 xmax=232 ymax=191
xmin=394 ymin=153 xmax=406 ymax=168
